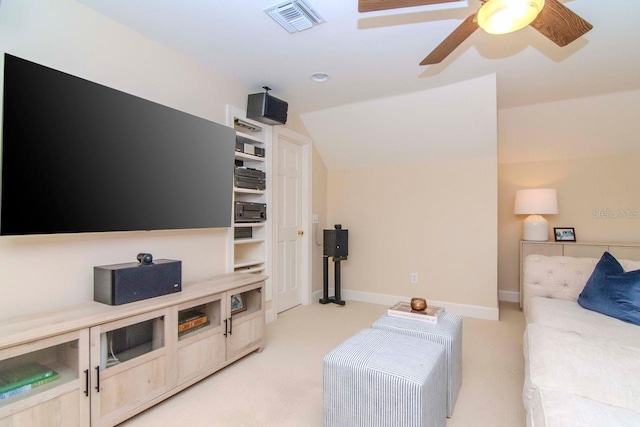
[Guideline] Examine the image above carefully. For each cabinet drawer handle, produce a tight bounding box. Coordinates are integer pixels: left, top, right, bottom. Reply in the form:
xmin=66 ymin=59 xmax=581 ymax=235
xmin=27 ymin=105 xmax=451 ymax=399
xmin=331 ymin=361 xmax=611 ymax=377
xmin=224 ymin=318 xmax=228 ymax=337
xmin=84 ymin=369 xmax=89 ymax=396
xmin=95 ymin=366 xmax=100 ymax=393
xmin=229 ymin=317 xmax=233 ymax=335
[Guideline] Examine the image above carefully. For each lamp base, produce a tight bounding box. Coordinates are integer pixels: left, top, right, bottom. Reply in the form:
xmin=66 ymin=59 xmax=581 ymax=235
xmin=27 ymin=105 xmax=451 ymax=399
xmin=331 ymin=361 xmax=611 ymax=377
xmin=522 ymin=214 xmax=549 ymax=241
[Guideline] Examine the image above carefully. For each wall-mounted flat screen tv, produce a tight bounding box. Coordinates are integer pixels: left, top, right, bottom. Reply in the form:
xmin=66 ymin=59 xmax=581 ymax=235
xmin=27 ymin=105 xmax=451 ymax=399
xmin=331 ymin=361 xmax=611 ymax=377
xmin=1 ymin=54 xmax=235 ymax=236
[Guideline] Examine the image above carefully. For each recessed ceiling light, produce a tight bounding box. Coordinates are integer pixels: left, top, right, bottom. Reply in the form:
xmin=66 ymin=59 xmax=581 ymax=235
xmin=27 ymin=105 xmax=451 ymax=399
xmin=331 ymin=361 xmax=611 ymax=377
xmin=310 ymin=72 xmax=330 ymax=82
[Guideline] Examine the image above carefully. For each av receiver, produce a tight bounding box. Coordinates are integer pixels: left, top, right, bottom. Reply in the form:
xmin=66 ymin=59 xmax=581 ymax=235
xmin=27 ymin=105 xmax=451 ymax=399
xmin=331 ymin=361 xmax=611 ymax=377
xmin=235 ymin=139 xmax=265 ymax=158
xmin=235 ymin=176 xmax=265 ymax=190
xmin=235 ymin=166 xmax=265 ymax=179
xmin=234 ymin=227 xmax=253 ymax=239
xmin=234 ymin=166 xmax=266 ymax=190
xmin=235 ymin=201 xmax=267 ymax=223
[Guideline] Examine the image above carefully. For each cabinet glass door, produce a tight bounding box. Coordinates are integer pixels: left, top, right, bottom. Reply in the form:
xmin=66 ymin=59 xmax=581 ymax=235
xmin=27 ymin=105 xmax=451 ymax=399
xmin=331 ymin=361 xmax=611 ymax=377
xmin=90 ymin=308 xmax=172 ymax=426
xmin=226 ymin=282 xmax=265 ymax=360
xmin=175 ymin=294 xmax=226 ymax=384
xmin=99 ymin=317 xmax=164 ymax=370
xmin=0 ymin=330 xmax=90 ymax=426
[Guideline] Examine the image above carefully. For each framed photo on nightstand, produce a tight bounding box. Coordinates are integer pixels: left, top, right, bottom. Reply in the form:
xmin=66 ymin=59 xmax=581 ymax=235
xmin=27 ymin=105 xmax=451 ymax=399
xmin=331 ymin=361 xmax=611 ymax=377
xmin=554 ymin=227 xmax=576 ymax=242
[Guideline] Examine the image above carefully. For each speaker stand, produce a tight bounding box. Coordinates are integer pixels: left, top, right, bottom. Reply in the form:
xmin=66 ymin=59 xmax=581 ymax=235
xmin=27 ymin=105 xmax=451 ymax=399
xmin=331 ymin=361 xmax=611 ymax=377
xmin=320 ymin=255 xmax=346 ymax=306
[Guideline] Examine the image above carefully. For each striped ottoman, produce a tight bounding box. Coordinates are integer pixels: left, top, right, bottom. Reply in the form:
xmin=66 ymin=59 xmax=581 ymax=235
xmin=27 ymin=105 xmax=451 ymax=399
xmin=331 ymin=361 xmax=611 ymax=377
xmin=371 ymin=312 xmax=462 ymax=417
xmin=323 ymin=328 xmax=446 ymax=427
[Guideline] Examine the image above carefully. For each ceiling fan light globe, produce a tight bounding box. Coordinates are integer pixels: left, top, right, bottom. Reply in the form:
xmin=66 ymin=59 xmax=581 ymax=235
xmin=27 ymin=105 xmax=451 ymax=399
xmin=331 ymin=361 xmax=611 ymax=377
xmin=478 ymin=0 xmax=545 ymax=35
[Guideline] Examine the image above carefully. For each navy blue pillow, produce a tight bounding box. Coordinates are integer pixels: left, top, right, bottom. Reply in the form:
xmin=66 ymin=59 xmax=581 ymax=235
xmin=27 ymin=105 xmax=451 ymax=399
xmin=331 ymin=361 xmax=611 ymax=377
xmin=578 ymin=252 xmax=640 ymax=326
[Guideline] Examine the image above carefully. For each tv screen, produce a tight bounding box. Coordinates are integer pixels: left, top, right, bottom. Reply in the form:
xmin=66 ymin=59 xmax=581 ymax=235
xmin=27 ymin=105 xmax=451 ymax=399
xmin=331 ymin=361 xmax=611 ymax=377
xmin=1 ymin=54 xmax=235 ymax=235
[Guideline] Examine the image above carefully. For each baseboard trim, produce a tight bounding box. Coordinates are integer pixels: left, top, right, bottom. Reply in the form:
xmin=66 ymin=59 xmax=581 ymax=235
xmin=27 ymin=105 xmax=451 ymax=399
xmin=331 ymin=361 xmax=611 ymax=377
xmin=311 ymin=289 xmax=499 ymax=321
xmin=265 ymin=308 xmax=276 ymax=324
xmin=498 ymin=290 xmax=519 ymax=303
xmin=311 ymin=289 xmax=323 ymax=304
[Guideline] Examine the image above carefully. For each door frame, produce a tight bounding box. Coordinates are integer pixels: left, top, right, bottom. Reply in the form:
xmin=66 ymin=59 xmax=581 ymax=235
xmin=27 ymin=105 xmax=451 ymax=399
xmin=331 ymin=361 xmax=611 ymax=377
xmin=272 ymin=126 xmax=312 ymax=319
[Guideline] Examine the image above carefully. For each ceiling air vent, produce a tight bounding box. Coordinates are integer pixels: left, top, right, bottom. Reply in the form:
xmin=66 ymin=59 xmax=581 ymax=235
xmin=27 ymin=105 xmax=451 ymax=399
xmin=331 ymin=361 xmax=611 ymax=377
xmin=264 ymin=0 xmax=325 ymax=34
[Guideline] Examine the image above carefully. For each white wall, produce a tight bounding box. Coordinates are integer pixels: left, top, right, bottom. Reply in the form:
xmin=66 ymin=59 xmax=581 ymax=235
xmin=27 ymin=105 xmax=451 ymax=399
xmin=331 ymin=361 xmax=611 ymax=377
xmin=0 ymin=0 xmax=250 ymax=320
xmin=305 ymin=75 xmax=499 ymax=319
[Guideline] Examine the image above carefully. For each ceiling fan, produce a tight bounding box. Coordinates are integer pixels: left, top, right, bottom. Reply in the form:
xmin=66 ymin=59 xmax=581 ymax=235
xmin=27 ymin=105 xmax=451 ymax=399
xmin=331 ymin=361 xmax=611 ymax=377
xmin=358 ymin=0 xmax=593 ymax=65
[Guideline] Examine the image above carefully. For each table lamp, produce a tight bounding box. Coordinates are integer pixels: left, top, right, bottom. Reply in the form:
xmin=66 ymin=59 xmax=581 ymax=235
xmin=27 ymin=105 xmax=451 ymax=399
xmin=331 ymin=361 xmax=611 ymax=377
xmin=514 ymin=188 xmax=558 ymax=241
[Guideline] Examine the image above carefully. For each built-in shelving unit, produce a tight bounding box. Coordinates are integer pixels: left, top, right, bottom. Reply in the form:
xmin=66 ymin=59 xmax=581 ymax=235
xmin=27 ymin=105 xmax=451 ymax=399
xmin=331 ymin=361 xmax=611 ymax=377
xmin=226 ymin=105 xmax=272 ymax=304
xmin=235 ymin=152 xmax=264 ymax=162
xmin=234 ymin=188 xmax=265 ymax=196
xmin=234 ymin=238 xmax=266 ymax=245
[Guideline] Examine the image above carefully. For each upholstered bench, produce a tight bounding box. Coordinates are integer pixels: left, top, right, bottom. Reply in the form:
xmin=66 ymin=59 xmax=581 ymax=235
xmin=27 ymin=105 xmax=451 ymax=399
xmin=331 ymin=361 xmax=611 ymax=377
xmin=323 ymin=328 xmax=446 ymax=427
xmin=371 ymin=312 xmax=462 ymax=417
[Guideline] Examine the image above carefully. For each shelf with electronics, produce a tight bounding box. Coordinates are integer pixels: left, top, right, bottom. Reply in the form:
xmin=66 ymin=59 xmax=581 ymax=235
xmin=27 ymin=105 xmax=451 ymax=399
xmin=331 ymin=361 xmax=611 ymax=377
xmin=226 ymin=105 xmax=272 ymax=287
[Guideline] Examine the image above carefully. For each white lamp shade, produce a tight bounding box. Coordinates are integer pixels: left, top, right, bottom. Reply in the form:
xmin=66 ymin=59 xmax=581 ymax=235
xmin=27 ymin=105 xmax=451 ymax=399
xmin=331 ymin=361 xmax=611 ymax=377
xmin=478 ymin=0 xmax=545 ymax=35
xmin=514 ymin=189 xmax=558 ymax=215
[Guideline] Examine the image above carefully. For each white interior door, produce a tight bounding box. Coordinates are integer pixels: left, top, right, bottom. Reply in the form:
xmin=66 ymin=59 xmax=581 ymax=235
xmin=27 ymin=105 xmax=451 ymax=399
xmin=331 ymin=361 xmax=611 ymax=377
xmin=276 ymin=138 xmax=303 ymax=313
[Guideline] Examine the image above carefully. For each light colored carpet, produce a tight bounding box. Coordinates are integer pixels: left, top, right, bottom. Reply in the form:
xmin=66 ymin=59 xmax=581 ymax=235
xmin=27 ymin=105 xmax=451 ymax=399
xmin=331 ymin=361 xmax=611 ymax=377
xmin=120 ymin=301 xmax=526 ymax=426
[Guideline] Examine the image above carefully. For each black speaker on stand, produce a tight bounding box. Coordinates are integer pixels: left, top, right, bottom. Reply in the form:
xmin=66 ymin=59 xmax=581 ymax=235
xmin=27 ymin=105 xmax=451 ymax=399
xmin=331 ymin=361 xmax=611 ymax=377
xmin=320 ymin=224 xmax=348 ymax=306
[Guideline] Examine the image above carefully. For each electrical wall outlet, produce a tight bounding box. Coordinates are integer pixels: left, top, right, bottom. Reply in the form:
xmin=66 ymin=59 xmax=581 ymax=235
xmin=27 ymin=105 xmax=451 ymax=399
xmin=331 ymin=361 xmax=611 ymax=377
xmin=312 ymin=214 xmax=319 ymax=224
xmin=411 ymin=273 xmax=418 ymax=284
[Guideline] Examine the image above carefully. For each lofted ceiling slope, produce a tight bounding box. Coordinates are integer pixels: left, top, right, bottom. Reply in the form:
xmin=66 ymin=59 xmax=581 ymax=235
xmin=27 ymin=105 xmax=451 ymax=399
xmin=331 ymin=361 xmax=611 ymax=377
xmin=76 ymin=0 xmax=640 ymax=115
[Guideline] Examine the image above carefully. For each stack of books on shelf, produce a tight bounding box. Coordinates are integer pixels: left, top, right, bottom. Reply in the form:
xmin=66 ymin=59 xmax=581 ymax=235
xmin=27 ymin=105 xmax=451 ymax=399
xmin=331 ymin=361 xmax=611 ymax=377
xmin=0 ymin=362 xmax=60 ymax=400
xmin=387 ymin=302 xmax=444 ymax=324
xmin=178 ymin=309 xmax=210 ymax=337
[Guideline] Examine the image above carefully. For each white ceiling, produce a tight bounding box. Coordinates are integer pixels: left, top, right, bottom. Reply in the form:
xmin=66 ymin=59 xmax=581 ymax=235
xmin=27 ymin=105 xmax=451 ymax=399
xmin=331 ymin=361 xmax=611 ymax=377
xmin=76 ymin=0 xmax=640 ymax=115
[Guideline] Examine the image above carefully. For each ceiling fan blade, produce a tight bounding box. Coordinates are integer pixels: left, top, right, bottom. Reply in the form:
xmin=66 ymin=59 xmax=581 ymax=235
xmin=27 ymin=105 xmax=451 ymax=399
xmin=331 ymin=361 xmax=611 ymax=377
xmin=530 ymin=0 xmax=593 ymax=47
xmin=359 ymin=0 xmax=462 ymax=13
xmin=420 ymin=13 xmax=478 ymax=65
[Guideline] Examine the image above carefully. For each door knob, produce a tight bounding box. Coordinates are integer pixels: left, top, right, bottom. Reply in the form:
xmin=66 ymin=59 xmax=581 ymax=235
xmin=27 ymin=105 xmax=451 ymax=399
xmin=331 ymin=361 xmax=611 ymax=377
xmin=298 ymin=230 xmax=304 ymax=236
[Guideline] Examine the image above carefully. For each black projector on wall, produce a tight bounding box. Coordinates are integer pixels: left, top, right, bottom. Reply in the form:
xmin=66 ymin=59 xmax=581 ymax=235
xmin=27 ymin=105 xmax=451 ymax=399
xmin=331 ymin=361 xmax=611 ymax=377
xmin=247 ymin=87 xmax=288 ymax=125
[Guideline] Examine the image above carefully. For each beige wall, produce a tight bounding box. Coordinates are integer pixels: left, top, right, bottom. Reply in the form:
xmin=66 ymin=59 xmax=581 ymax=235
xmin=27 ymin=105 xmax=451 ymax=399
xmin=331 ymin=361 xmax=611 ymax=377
xmin=280 ymin=113 xmax=310 ymax=139
xmin=0 ymin=0 xmax=247 ymax=320
xmin=499 ymin=154 xmax=640 ymax=293
xmin=499 ymin=89 xmax=640 ymax=165
xmin=0 ymin=0 xmax=311 ymax=320
xmin=328 ymin=156 xmax=498 ymax=312
xmin=498 ymin=89 xmax=640 ymax=296
xmin=321 ymin=75 xmax=499 ymax=318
